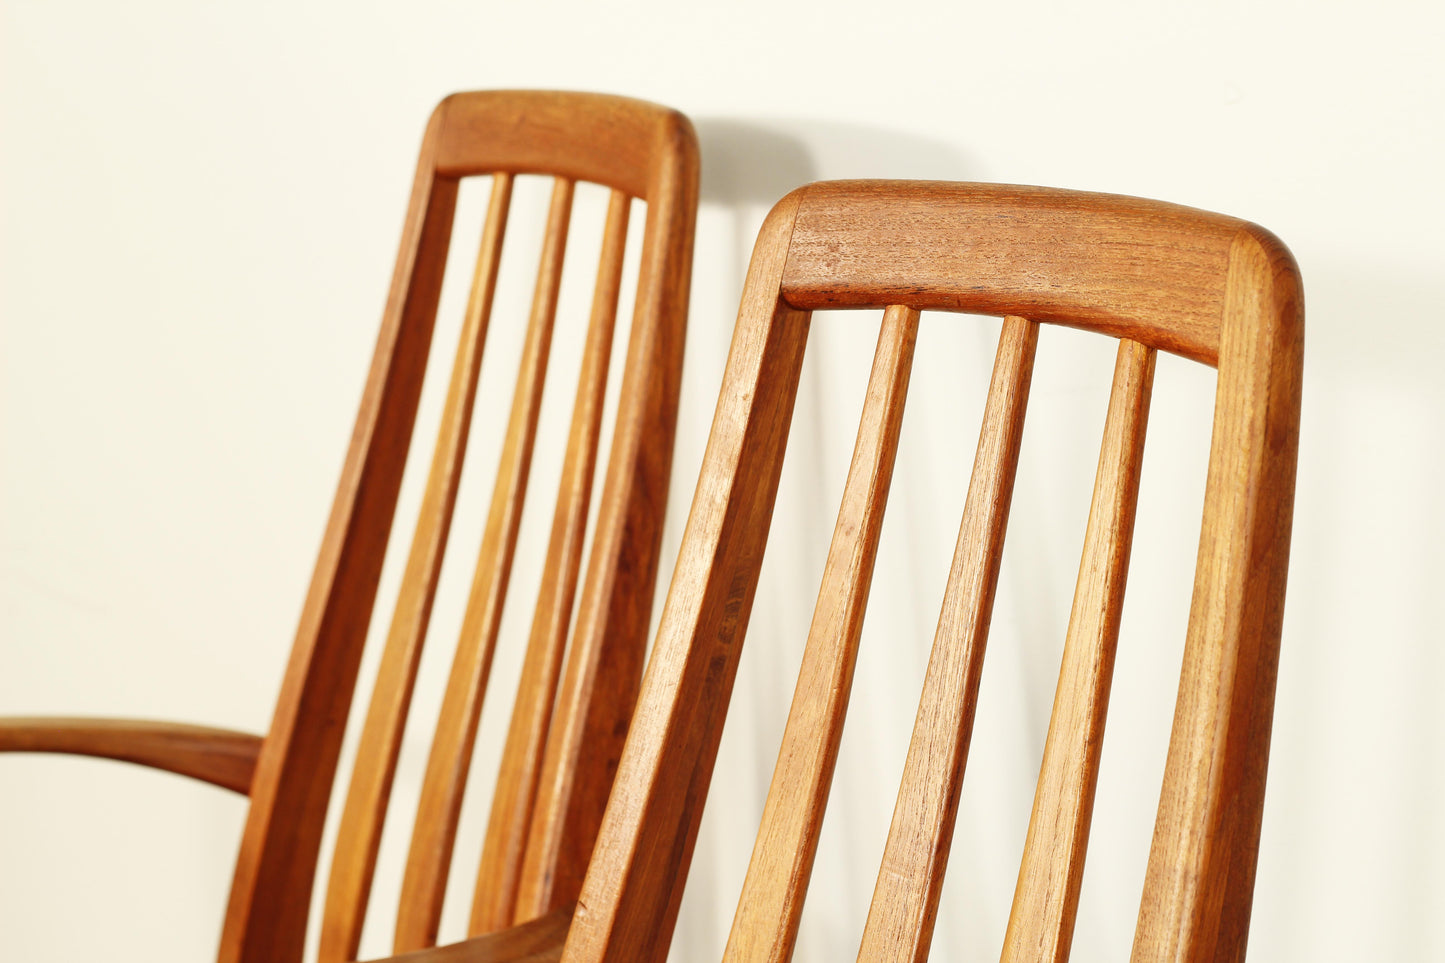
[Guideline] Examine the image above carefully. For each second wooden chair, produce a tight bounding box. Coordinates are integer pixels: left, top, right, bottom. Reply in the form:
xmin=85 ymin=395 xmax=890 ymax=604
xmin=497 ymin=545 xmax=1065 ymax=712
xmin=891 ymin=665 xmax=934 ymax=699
xmin=0 ymin=90 xmax=700 ymax=963
xmin=560 ymin=179 xmax=1302 ymax=963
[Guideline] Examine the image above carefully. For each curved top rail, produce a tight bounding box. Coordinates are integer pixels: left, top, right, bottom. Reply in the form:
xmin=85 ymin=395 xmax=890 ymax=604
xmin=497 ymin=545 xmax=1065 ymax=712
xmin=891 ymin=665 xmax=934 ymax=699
xmin=779 ymin=180 xmax=1291 ymax=365
xmin=431 ymin=90 xmax=697 ymax=200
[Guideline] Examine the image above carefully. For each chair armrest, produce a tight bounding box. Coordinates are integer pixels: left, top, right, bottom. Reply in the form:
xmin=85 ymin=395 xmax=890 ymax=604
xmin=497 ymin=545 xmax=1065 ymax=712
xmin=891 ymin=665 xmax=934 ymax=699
xmin=366 ymin=904 xmax=573 ymax=963
xmin=0 ymin=717 xmax=263 ymax=794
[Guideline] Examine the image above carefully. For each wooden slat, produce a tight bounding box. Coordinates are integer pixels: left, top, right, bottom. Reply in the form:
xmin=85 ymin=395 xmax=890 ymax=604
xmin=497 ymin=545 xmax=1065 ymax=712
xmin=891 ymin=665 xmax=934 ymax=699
xmin=392 ymin=176 xmax=575 ymax=954
xmin=857 ymin=314 xmax=1039 ymax=963
xmin=723 ymin=304 xmax=920 ymax=963
xmin=320 ymin=172 xmax=514 ymax=963
xmin=468 ymin=189 xmax=632 ymax=933
xmin=1001 ymin=338 xmax=1156 ymax=963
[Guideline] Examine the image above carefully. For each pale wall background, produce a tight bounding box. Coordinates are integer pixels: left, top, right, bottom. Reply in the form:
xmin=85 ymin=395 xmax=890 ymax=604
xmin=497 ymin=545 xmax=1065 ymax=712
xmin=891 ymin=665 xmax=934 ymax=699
xmin=3 ymin=1 xmax=1441 ymax=960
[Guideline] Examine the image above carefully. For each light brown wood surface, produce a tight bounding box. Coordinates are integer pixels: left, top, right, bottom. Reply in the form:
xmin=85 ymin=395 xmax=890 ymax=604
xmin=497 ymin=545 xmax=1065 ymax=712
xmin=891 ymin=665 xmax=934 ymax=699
xmin=781 ymin=180 xmax=1239 ymax=365
xmin=0 ymin=90 xmax=699 ymax=963
xmin=560 ymin=180 xmax=1302 ymax=963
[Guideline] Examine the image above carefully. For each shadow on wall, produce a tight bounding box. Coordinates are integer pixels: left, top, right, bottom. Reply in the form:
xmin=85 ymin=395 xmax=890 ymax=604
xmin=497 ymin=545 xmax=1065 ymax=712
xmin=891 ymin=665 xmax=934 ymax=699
xmin=1258 ymin=261 xmax=1445 ymax=961
xmin=697 ymin=117 xmax=981 ymax=197
xmin=695 ymin=116 xmax=978 ymax=215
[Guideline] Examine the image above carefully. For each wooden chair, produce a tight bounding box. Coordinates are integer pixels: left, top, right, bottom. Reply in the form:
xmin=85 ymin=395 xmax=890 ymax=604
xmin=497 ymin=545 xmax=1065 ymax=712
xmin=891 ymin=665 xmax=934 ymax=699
xmin=559 ymin=180 xmax=1302 ymax=963
xmin=0 ymin=90 xmax=699 ymax=963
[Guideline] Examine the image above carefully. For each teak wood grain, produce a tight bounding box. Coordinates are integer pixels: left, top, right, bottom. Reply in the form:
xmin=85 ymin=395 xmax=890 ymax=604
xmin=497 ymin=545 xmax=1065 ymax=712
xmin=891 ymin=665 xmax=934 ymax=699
xmin=0 ymin=91 xmax=699 ymax=963
xmin=559 ymin=180 xmax=1302 ymax=963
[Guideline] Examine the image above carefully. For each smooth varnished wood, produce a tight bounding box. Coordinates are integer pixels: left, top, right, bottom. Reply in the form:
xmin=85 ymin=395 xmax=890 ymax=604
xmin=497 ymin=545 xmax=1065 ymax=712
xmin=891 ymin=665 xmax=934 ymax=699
xmin=858 ymin=314 xmax=1037 ymax=963
xmin=560 ymin=180 xmax=1302 ymax=963
xmin=781 ymin=180 xmax=1244 ymax=365
xmin=0 ymin=90 xmax=698 ymax=963
xmin=1001 ymin=338 xmax=1156 ymax=963
xmin=724 ymin=304 xmax=919 ymax=963
xmin=432 ymin=91 xmax=667 ymax=198
xmin=0 ymin=718 xmax=261 ymax=794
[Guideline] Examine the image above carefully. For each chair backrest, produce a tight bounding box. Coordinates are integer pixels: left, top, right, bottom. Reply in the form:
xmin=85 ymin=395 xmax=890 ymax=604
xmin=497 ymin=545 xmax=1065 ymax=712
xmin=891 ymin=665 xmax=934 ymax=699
xmin=216 ymin=91 xmax=699 ymax=963
xmin=561 ymin=180 xmax=1302 ymax=963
